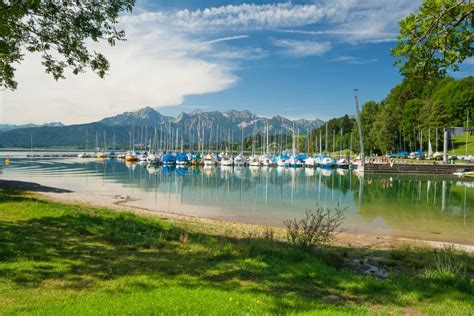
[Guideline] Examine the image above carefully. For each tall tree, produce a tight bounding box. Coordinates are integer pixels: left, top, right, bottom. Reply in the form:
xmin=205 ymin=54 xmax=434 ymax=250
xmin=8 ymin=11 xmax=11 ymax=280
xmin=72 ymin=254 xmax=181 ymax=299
xmin=359 ymin=101 xmax=380 ymax=153
xmin=392 ymin=0 xmax=473 ymax=80
xmin=0 ymin=0 xmax=135 ymax=90
xmin=372 ymin=103 xmax=402 ymax=153
xmin=430 ymin=76 xmax=474 ymax=126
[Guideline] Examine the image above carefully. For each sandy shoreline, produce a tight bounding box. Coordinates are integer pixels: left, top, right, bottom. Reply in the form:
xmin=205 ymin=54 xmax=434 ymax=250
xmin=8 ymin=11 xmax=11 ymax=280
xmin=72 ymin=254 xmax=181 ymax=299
xmin=1 ymin=179 xmax=473 ymax=253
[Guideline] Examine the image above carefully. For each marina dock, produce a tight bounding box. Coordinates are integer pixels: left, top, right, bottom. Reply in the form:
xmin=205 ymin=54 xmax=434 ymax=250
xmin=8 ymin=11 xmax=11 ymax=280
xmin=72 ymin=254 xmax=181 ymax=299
xmin=365 ymin=163 xmax=474 ymax=175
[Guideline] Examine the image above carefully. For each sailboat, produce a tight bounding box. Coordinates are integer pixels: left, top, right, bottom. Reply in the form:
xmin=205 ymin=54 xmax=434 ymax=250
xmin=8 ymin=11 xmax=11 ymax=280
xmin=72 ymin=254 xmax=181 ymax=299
xmin=288 ymin=130 xmax=303 ymax=168
xmin=234 ymin=154 xmax=246 ymax=166
xmin=162 ymin=151 xmax=176 ymax=165
xmin=275 ymin=153 xmax=290 ymax=167
xmin=203 ymin=153 xmax=217 ymax=166
xmin=248 ymin=155 xmax=261 ymax=167
xmin=78 ymin=129 xmax=92 ymax=158
xmin=304 ymin=156 xmax=317 ymax=167
xmin=259 ymin=154 xmax=273 ymax=166
xmin=220 ymin=152 xmax=234 ymax=166
xmin=125 ymin=151 xmax=139 ymax=162
xmin=259 ymin=124 xmax=273 ymax=166
xmin=320 ymin=157 xmax=336 ymax=169
xmin=428 ymin=137 xmax=433 ymax=158
xmin=96 ymin=131 xmax=108 ymax=158
xmin=77 ymin=152 xmax=91 ymax=158
xmin=176 ymin=152 xmax=189 ymax=165
xmin=191 ymin=153 xmax=203 ymax=165
xmin=336 ymin=158 xmax=350 ymax=169
xmin=147 ymin=127 xmax=160 ymax=164
xmin=234 ymin=124 xmax=247 ymax=166
xmin=147 ymin=152 xmax=160 ymax=164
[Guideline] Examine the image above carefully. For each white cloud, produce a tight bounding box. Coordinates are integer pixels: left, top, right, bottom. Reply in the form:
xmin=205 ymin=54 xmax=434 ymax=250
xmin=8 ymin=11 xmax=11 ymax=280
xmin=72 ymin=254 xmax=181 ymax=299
xmin=277 ymin=29 xmax=397 ymax=43
xmin=330 ymin=56 xmax=378 ymax=64
xmin=205 ymin=35 xmax=249 ymax=44
xmin=273 ymin=40 xmax=331 ymax=57
xmin=330 ymin=0 xmax=419 ymax=43
xmin=122 ymin=2 xmax=351 ymax=30
xmin=124 ymin=0 xmax=419 ymax=43
xmin=0 ymin=17 xmax=240 ymax=124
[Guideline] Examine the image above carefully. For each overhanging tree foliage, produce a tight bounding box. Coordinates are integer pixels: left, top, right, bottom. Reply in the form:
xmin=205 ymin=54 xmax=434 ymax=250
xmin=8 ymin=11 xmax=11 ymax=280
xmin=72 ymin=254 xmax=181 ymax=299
xmin=0 ymin=0 xmax=135 ymax=90
xmin=392 ymin=0 xmax=473 ymax=80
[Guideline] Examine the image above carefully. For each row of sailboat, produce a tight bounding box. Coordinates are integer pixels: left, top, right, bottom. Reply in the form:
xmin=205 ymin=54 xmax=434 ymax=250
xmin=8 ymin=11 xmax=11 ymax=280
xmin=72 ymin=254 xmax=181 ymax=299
xmin=78 ymin=123 xmax=358 ymax=168
xmin=79 ymin=150 xmax=354 ymax=169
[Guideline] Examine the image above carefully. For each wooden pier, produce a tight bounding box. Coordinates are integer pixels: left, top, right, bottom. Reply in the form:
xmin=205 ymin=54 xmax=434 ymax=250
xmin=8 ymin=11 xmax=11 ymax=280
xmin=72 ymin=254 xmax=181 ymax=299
xmin=364 ymin=163 xmax=474 ymax=175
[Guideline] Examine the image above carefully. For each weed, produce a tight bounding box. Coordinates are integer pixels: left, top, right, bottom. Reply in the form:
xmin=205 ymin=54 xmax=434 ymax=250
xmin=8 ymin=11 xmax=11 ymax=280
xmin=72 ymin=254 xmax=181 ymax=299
xmin=284 ymin=205 xmax=345 ymax=250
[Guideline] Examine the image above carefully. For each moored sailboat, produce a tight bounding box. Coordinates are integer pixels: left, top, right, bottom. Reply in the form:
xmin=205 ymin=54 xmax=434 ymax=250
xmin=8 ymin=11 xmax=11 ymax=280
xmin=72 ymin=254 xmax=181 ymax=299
xmin=203 ymin=153 xmax=217 ymax=166
xmin=125 ymin=151 xmax=139 ymax=162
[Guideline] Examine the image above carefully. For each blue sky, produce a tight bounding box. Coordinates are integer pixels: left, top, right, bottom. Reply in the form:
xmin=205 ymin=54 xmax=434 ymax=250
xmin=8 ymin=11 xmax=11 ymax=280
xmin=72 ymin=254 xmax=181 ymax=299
xmin=149 ymin=0 xmax=415 ymax=120
xmin=172 ymin=38 xmax=398 ymax=120
xmin=2 ymin=0 xmax=471 ymax=124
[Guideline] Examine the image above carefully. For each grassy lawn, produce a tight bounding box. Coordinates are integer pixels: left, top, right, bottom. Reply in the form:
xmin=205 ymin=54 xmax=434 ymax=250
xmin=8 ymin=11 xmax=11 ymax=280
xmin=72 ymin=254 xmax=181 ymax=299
xmin=450 ymin=134 xmax=474 ymax=156
xmin=0 ymin=189 xmax=472 ymax=315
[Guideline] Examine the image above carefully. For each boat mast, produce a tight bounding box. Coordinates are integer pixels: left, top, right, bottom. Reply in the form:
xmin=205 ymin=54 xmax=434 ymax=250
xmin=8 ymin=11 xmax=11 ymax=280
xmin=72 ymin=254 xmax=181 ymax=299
xmin=339 ymin=128 xmax=343 ymax=159
xmin=319 ymin=129 xmax=322 ymax=154
xmin=175 ymin=126 xmax=179 ymax=152
xmin=103 ymin=131 xmax=107 ymax=152
xmin=168 ymin=121 xmax=171 ymax=152
xmin=314 ymin=130 xmax=317 ymax=154
xmin=466 ymin=109 xmax=470 ymax=156
xmin=350 ymin=132 xmax=353 ymax=153
xmin=266 ymin=123 xmax=269 ymax=154
xmin=354 ymin=88 xmax=365 ymax=168
xmin=252 ymin=126 xmax=255 ymax=156
xmin=216 ymin=124 xmax=219 ymax=152
xmin=325 ymin=122 xmax=328 ymax=153
xmin=420 ymin=128 xmax=423 ymax=152
xmin=292 ymin=122 xmax=296 ymax=156
xmin=241 ymin=124 xmax=244 ymax=154
xmin=280 ymin=127 xmax=283 ymax=152
xmin=332 ymin=129 xmax=335 ymax=157
xmin=209 ymin=126 xmax=212 ymax=153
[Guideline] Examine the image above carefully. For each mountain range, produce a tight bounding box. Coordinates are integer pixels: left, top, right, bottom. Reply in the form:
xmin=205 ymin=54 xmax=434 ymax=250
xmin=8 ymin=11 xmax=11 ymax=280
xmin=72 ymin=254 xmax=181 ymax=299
xmin=0 ymin=107 xmax=324 ymax=149
xmin=0 ymin=122 xmax=64 ymax=132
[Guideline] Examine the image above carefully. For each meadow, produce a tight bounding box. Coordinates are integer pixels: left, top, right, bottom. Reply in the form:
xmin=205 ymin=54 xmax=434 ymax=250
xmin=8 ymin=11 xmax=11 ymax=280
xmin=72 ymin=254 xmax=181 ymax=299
xmin=0 ymin=189 xmax=472 ymax=315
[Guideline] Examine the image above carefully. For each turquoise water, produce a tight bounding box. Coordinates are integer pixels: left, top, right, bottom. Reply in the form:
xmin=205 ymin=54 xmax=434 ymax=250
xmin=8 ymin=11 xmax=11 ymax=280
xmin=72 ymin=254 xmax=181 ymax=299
xmin=1 ymin=156 xmax=473 ymax=245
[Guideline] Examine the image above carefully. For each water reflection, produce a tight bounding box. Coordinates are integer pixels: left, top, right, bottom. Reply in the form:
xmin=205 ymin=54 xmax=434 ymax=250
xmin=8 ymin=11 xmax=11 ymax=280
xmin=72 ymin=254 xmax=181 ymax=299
xmin=2 ymin=158 xmax=473 ymax=245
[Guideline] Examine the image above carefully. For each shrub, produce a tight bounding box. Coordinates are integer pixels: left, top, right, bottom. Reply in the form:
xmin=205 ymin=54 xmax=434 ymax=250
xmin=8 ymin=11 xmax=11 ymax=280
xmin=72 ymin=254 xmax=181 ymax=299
xmin=263 ymin=228 xmax=275 ymax=241
xmin=425 ymin=246 xmax=467 ymax=279
xmin=284 ymin=205 xmax=345 ymax=250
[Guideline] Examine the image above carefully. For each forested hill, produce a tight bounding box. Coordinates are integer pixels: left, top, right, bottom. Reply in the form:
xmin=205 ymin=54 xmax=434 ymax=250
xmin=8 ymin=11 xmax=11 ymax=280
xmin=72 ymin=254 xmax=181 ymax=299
xmin=309 ymin=76 xmax=473 ymax=154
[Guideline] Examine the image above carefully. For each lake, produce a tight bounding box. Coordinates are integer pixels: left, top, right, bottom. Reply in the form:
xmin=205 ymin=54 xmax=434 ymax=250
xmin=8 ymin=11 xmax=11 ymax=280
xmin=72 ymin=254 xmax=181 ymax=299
xmin=1 ymin=155 xmax=472 ymax=245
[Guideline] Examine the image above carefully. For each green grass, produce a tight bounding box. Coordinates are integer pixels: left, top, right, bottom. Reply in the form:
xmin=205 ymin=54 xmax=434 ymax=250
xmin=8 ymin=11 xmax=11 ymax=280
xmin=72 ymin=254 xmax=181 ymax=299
xmin=450 ymin=133 xmax=474 ymax=155
xmin=0 ymin=190 xmax=473 ymax=315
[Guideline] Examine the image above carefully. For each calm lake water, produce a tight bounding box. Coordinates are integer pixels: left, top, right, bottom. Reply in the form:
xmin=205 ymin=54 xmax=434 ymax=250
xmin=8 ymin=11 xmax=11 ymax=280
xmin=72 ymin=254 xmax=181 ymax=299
xmin=1 ymin=155 xmax=473 ymax=245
